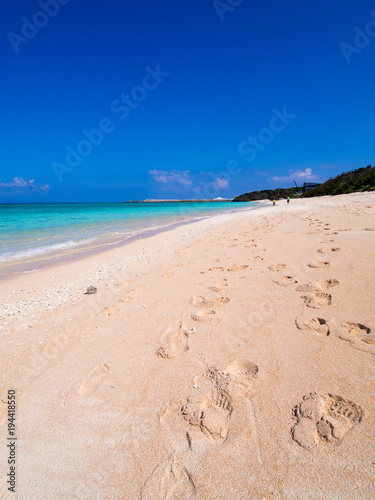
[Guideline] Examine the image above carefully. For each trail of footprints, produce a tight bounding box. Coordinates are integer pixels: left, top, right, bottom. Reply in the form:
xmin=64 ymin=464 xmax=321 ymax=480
xmin=268 ymin=234 xmax=373 ymax=355
xmin=143 ymin=359 xmax=259 ymax=497
xmin=144 ymin=220 xmax=371 ymax=496
xmin=266 ymin=223 xmax=370 ymax=453
xmin=156 ymin=260 xmax=249 ymax=358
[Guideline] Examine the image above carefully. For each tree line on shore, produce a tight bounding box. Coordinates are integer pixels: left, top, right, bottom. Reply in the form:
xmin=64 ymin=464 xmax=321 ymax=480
xmin=233 ymin=164 xmax=374 ymax=202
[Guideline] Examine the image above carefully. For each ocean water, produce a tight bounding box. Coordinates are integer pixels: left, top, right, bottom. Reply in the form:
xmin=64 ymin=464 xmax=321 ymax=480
xmin=0 ymin=201 xmax=253 ymax=274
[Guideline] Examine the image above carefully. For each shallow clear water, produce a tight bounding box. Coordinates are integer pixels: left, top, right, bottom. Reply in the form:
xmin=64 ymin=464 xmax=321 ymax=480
xmin=0 ymin=202 xmax=253 ymax=268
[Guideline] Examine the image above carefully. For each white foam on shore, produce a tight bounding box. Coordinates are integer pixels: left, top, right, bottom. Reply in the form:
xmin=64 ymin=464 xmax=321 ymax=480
xmin=0 ymin=238 xmax=96 ymax=264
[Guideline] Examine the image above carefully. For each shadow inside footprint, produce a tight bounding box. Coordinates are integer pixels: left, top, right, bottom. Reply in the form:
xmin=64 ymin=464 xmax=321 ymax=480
xmin=336 ymin=321 xmax=375 ymax=352
xmin=295 ymin=317 xmax=330 ymax=336
xmin=157 ymin=324 xmax=191 ymax=359
xmin=317 ymin=247 xmax=341 ymax=254
xmin=307 ymin=261 xmax=330 ymax=268
xmin=181 ymin=367 xmax=233 ymax=442
xmin=296 ymin=279 xmax=339 ymax=292
xmin=191 ymin=309 xmax=218 ymax=323
xmin=227 ymin=264 xmax=249 ymax=272
xmin=302 ymin=293 xmax=332 ymax=308
xmin=190 ymin=296 xmax=229 ymax=308
xmin=273 ymin=276 xmax=299 ymax=287
xmin=267 ymin=263 xmax=286 ymax=271
xmin=292 ymin=393 xmax=363 ymax=449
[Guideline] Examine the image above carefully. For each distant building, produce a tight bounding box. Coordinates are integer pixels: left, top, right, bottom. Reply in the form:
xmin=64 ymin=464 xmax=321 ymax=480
xmin=302 ymin=182 xmax=321 ymax=193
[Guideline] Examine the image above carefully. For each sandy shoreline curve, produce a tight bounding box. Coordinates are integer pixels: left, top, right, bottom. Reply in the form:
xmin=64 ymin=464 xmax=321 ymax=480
xmin=0 ymin=192 xmax=374 ymax=499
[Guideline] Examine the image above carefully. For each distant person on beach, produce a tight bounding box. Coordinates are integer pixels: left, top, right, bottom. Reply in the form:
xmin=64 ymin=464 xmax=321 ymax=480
xmin=273 ymin=199 xmax=276 ymax=206
xmin=287 ymin=197 xmax=290 ymax=204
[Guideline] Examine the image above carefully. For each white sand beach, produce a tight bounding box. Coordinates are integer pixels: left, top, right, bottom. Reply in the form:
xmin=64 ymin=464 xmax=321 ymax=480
xmin=1 ymin=191 xmax=375 ymax=499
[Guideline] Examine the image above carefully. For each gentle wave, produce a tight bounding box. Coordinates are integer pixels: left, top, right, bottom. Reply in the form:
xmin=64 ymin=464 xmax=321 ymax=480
xmin=0 ymin=238 xmax=96 ymax=263
xmin=0 ymin=202 xmax=254 ymax=270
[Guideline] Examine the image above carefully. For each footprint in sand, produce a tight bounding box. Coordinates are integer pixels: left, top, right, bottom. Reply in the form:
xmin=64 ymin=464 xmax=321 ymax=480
xmin=200 ymin=266 xmax=225 ymax=274
xmin=118 ymin=296 xmax=133 ymax=303
xmin=182 ymin=367 xmax=233 ymax=442
xmin=102 ymin=306 xmax=119 ymax=316
xmin=225 ymin=358 xmax=259 ymax=398
xmin=157 ymin=323 xmax=194 ymax=359
xmin=267 ymin=263 xmax=286 ymax=271
xmin=162 ymin=272 xmax=175 ymax=278
xmin=317 ymin=247 xmax=341 ymax=254
xmin=296 ymin=279 xmax=339 ymax=292
xmin=292 ymin=393 xmax=363 ymax=450
xmin=141 ymin=456 xmax=195 ymax=500
xmin=273 ymin=276 xmax=299 ymax=287
xmin=302 ymin=293 xmax=332 ymax=308
xmin=209 ymin=279 xmax=228 ymax=292
xmin=295 ymin=317 xmax=330 ymax=336
xmin=227 ymin=264 xmax=249 ymax=272
xmin=77 ymin=364 xmax=109 ymax=396
xmin=190 ymin=296 xmax=230 ymax=308
xmin=181 ymin=362 xmax=258 ymax=443
xmin=335 ymin=321 xmax=375 ymax=354
xmin=307 ymin=261 xmax=330 ymax=269
xmin=191 ymin=309 xmax=219 ymax=323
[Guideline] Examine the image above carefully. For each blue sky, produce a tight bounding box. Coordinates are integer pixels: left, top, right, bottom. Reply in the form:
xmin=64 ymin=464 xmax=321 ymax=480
xmin=1 ymin=0 xmax=374 ymax=202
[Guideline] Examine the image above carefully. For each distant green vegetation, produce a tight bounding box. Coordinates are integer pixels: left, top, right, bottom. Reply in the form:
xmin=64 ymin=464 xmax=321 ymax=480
xmin=233 ymin=164 xmax=375 ymax=202
xmin=233 ymin=187 xmax=299 ymax=202
xmin=302 ymin=164 xmax=375 ymax=197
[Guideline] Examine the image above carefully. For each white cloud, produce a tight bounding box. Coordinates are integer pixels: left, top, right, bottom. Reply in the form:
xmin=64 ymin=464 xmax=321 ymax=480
xmin=0 ymin=176 xmax=50 ymax=193
xmin=271 ymin=168 xmax=318 ymax=183
xmin=149 ymin=169 xmax=192 ymax=187
xmin=214 ymin=177 xmax=229 ymax=189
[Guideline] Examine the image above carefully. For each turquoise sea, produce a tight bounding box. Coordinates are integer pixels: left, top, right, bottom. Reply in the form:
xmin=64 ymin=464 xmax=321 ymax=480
xmin=0 ymin=202 xmax=254 ymax=275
